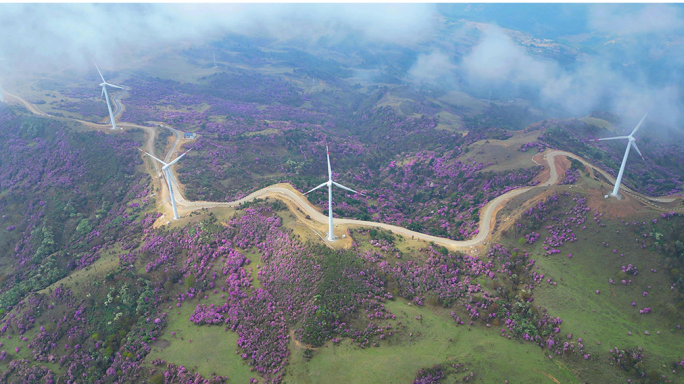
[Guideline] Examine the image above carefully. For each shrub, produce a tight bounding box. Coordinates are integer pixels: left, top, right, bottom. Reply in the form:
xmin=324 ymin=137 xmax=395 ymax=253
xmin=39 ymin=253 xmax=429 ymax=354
xmin=185 ymin=274 xmax=196 ymax=289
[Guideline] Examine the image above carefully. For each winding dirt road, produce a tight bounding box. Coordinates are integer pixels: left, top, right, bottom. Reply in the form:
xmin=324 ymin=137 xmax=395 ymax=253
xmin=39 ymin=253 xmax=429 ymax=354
xmin=5 ymin=91 xmax=682 ymax=254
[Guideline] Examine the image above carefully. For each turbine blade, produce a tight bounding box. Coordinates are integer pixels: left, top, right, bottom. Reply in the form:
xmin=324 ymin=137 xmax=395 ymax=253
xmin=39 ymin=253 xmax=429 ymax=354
xmin=304 ymin=182 xmax=328 ymax=195
xmin=94 ymin=62 xmax=106 ymax=83
xmin=630 ymin=112 xmax=648 ymax=136
xmin=597 ymin=136 xmax=630 ymax=142
xmin=631 ymin=141 xmax=644 ymax=160
xmin=107 ymin=83 xmax=126 ymax=90
xmin=138 ymin=148 xmax=169 ymax=166
xmin=326 ymin=144 xmax=332 ymax=181
xmin=166 ymin=150 xmax=190 ymax=166
xmin=332 ymin=181 xmax=358 ymax=195
xmin=100 ymin=87 xmax=104 ymax=100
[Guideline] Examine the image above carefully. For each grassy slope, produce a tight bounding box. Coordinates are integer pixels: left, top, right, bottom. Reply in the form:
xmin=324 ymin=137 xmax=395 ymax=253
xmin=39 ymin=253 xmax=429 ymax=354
xmin=286 ymin=298 xmax=578 ymax=384
xmin=95 ymin=191 xmax=684 ymax=383
xmin=144 ymin=290 xmax=256 ymax=383
xmin=579 ymin=116 xmax=614 ymax=131
xmin=495 ymin=164 xmax=684 ymax=383
xmin=511 ymin=216 xmax=684 ymax=382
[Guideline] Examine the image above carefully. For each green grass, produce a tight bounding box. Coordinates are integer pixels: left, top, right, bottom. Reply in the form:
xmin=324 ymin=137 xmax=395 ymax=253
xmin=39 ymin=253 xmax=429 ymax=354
xmin=240 ymin=247 xmax=263 ymax=291
xmin=285 ymin=298 xmax=578 ymax=384
xmin=437 ymin=90 xmax=488 ymax=116
xmin=144 ymin=292 xmax=256 ymax=383
xmin=502 ymin=207 xmax=684 ymax=382
xmin=579 ymin=117 xmax=614 ymax=131
xmin=0 ymin=300 xmax=63 ymax=375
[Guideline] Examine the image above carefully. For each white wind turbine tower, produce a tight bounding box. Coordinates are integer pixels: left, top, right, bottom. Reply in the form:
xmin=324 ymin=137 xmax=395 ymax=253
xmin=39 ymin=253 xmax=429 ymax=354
xmin=304 ymin=145 xmax=360 ymax=241
xmin=596 ymin=112 xmax=648 ymax=199
xmin=95 ymin=63 xmax=127 ymax=130
xmin=139 ymin=148 xmax=190 ymax=220
xmin=213 ymin=54 xmax=218 ymax=68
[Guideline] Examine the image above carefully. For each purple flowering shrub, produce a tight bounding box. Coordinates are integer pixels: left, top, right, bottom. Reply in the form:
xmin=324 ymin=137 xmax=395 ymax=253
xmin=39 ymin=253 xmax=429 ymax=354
xmin=463 ymin=103 xmax=541 ymax=132
xmin=0 ymin=197 xmax=572 ymax=383
xmin=173 ymin=104 xmax=540 ymax=240
xmin=118 ymin=75 xmax=543 ymax=243
xmin=610 ymin=346 xmax=646 ymax=377
xmin=483 ymin=245 xmax=564 ymax=345
xmin=105 ymin=72 xmax=544 ymax=243
xmin=0 ymin=109 xmax=154 ymax=309
xmin=376 ymin=243 xmax=491 ymax=308
xmin=513 ymin=193 xmax=589 ymax=257
xmin=156 ymin=363 xmax=229 ymax=383
xmin=675 ymin=357 xmax=684 ymax=369
xmin=519 ymin=140 xmax=547 ymax=153
xmin=412 ymin=362 xmax=475 ymax=384
xmin=329 ymin=149 xmax=541 ymax=240
xmin=0 ymin=278 xmax=167 ymax=383
xmin=297 ymin=245 xmax=394 ymax=348
xmin=0 ymin=359 xmax=56 ymax=383
xmin=54 ymin=99 xmax=109 ymax=122
xmin=413 ymin=364 xmax=446 ymax=384
xmin=351 ymin=228 xmax=563 ymax=349
xmin=626 ymin=212 xmax=684 ymax=296
xmin=120 ymin=74 xmax=312 ymax=128
xmin=135 ymin=205 xmax=396 ymax=382
xmin=560 ymin=168 xmax=580 ymax=185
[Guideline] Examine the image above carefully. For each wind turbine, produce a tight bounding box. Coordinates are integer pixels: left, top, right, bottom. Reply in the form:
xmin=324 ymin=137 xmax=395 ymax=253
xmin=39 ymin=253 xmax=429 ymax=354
xmin=94 ymin=63 xmax=127 ymax=130
xmin=139 ymin=148 xmax=190 ymax=220
xmin=304 ymin=145 xmax=360 ymax=241
xmin=213 ymin=54 xmax=218 ymax=68
xmin=596 ymin=112 xmax=648 ymax=199
xmin=311 ymin=78 xmax=316 ymax=91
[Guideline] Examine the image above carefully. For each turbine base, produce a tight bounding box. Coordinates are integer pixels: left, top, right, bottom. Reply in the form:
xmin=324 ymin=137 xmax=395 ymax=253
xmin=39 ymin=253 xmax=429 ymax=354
xmin=606 ymin=192 xmax=623 ymax=200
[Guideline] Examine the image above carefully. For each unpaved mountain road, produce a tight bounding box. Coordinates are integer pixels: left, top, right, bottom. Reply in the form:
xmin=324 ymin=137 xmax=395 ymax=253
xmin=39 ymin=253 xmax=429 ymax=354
xmin=6 ymin=91 xmax=682 ymax=254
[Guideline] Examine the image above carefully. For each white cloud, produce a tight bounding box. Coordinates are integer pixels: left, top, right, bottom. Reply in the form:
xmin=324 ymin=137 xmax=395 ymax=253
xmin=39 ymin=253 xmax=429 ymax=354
xmin=0 ymin=4 xmax=437 ymax=76
xmin=407 ymin=51 xmax=456 ymax=85
xmin=458 ymin=24 xmax=682 ymax=125
xmin=589 ymin=4 xmax=684 ymax=35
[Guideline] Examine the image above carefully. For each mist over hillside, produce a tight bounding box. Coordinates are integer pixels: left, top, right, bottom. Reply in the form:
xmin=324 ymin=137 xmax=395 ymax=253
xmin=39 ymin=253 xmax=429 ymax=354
xmin=1 ymin=4 xmax=683 ymax=127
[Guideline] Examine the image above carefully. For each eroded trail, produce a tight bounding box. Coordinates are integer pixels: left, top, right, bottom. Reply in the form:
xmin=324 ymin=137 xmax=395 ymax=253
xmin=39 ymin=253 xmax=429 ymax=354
xmin=6 ymin=92 xmax=682 ymax=254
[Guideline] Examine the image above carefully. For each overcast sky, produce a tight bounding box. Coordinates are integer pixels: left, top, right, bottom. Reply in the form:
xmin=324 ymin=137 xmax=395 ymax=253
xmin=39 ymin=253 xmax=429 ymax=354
xmin=1 ymin=3 xmax=682 ymax=127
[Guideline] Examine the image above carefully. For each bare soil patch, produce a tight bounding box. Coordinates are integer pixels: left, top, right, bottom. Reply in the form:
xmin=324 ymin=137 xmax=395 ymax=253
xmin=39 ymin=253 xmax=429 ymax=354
xmin=151 ymin=339 xmax=171 ymax=349
xmin=555 ymin=155 xmax=571 ymax=183
xmin=585 ymin=189 xmax=642 ymax=219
